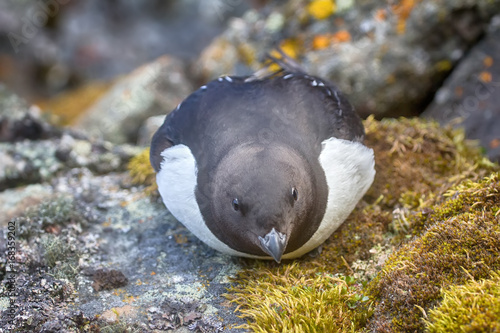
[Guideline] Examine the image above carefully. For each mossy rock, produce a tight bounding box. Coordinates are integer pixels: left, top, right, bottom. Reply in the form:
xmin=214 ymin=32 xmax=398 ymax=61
xmin=367 ymin=173 xmax=500 ymax=332
xmin=425 ymin=272 xmax=500 ymax=333
xmin=218 ymin=117 xmax=499 ymax=332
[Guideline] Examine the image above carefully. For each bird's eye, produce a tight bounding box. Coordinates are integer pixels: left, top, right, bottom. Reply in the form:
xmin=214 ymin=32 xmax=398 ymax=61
xmin=292 ymin=187 xmax=298 ymax=201
xmin=232 ymin=198 xmax=240 ymax=211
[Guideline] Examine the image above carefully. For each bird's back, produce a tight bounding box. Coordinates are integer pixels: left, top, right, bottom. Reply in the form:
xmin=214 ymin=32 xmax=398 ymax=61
xmin=153 ymin=71 xmax=365 ymax=173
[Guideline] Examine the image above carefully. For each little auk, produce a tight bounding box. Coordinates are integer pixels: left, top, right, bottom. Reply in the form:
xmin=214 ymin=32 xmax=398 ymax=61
xmin=150 ymin=52 xmax=375 ymax=263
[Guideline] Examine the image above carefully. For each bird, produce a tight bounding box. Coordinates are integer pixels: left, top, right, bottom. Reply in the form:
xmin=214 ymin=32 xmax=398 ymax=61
xmin=150 ymin=52 xmax=375 ymax=263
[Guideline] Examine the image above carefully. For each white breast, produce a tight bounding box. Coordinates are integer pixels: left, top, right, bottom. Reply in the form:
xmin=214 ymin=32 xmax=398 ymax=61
xmin=282 ymin=137 xmax=375 ymax=259
xmin=157 ymin=138 xmax=375 ymax=260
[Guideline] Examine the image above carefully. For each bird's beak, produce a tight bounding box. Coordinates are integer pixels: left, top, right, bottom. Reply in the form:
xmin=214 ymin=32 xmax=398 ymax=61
xmin=258 ymin=228 xmax=287 ymax=263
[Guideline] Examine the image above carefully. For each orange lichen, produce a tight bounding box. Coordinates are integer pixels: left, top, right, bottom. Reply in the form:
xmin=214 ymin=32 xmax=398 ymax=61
xmin=479 ymin=71 xmax=492 ymax=83
xmin=312 ymin=34 xmax=331 ymax=50
xmin=392 ymin=0 xmax=420 ymax=34
xmin=483 ymin=56 xmax=494 ymax=67
xmin=374 ymin=8 xmax=387 ymax=21
xmin=312 ymin=30 xmax=350 ymax=50
xmin=332 ymin=30 xmax=351 ymax=43
xmin=37 ymin=80 xmax=113 ymax=125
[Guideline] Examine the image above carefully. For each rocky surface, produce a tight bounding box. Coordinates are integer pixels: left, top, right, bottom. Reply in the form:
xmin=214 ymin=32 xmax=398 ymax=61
xmin=0 ymin=84 xmax=59 ymax=142
xmin=0 ymin=0 xmax=250 ymax=99
xmin=75 ymin=56 xmax=193 ymax=145
xmin=195 ymin=0 xmax=500 ymax=118
xmin=423 ymin=17 xmax=500 ymax=162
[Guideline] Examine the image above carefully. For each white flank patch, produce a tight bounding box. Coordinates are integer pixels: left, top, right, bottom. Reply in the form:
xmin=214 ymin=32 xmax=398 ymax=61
xmin=282 ymin=137 xmax=375 ymax=259
xmin=157 ymin=145 xmax=265 ymax=258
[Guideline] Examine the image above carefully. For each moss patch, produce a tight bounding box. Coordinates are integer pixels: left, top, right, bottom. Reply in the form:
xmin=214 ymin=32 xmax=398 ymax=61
xmin=223 ymin=117 xmax=499 ymax=332
xmin=127 ymin=147 xmax=158 ymax=195
xmin=225 ymin=263 xmax=372 ymax=332
xmin=425 ymin=272 xmax=500 ymax=333
xmin=367 ymin=173 xmax=500 ymax=332
xmin=363 ymin=116 xmax=496 ymax=211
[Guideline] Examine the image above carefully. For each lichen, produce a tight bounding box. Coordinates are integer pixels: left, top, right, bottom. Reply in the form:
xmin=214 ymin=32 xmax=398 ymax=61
xmin=425 ymin=272 xmax=500 ymax=333
xmin=367 ymin=173 xmax=500 ymax=332
xmin=37 ymin=81 xmax=113 ymax=126
xmin=18 ymin=196 xmax=86 ymax=239
xmin=41 ymin=234 xmax=81 ymax=281
xmin=307 ymin=0 xmax=336 ymax=20
xmin=127 ymin=147 xmax=158 ymax=195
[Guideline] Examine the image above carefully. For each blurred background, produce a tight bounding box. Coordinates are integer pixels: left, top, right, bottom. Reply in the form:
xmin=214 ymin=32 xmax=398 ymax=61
xmin=0 ymin=0 xmax=499 ymax=160
xmin=0 ymin=0 xmax=253 ymax=99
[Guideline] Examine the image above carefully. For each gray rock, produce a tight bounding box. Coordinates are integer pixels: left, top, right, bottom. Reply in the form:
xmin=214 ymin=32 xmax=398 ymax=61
xmin=0 ymin=84 xmax=59 ymax=142
xmin=0 ymin=166 xmax=248 ymax=331
xmin=137 ymin=115 xmax=165 ymax=147
xmin=0 ymin=184 xmax=53 ymax=225
xmin=422 ymin=18 xmax=500 ymax=162
xmin=195 ymin=0 xmax=500 ymax=118
xmin=0 ymin=132 xmax=142 ymax=191
xmin=75 ymin=56 xmax=194 ymax=145
xmin=0 ymin=0 xmax=249 ymax=98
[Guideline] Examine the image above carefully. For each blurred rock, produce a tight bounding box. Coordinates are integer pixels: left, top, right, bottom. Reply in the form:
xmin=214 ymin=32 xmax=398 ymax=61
xmin=75 ymin=56 xmax=193 ymax=145
xmin=0 ymin=184 xmax=53 ymax=224
xmin=195 ymin=0 xmax=500 ymax=118
xmin=137 ymin=115 xmax=165 ymax=147
xmin=0 ymin=87 xmax=142 ymax=191
xmin=0 ymin=0 xmax=250 ymax=99
xmin=422 ymin=18 xmax=500 ymax=162
xmin=0 ymin=134 xmax=142 ymax=191
xmin=0 ymin=84 xmax=59 ymax=141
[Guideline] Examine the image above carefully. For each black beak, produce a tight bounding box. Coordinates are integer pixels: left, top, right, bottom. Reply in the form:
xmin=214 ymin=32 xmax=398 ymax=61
xmin=258 ymin=228 xmax=287 ymax=263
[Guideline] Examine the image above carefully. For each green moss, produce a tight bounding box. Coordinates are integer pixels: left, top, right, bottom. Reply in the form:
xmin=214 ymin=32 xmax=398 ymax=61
xmin=367 ymin=173 xmax=500 ymax=332
xmin=225 ymin=262 xmax=372 ymax=332
xmin=425 ymin=272 xmax=500 ymax=333
xmin=127 ymin=148 xmax=157 ymax=195
xmin=363 ymin=116 xmax=497 ymax=212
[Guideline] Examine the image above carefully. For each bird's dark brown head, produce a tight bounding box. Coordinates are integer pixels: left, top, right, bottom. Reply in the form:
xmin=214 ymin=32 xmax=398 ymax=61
xmin=197 ymin=142 xmax=327 ymax=262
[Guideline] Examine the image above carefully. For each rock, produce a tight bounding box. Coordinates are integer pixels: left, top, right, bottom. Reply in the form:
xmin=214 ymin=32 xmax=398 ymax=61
xmin=422 ymin=17 xmax=500 ymax=162
xmin=75 ymin=56 xmax=194 ymax=145
xmin=92 ymin=269 xmax=129 ymax=292
xmin=137 ymin=115 xmax=165 ymax=147
xmin=0 ymin=84 xmax=60 ymax=142
xmin=0 ymin=134 xmax=142 ymax=191
xmin=0 ymin=184 xmax=53 ymax=225
xmin=0 ymin=167 xmax=247 ymax=331
xmin=195 ymin=0 xmax=500 ymax=118
xmin=0 ymin=0 xmax=250 ymax=98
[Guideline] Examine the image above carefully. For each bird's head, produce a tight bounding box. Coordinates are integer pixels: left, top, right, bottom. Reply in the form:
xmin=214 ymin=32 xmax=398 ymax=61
xmin=198 ymin=143 xmax=325 ymax=262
